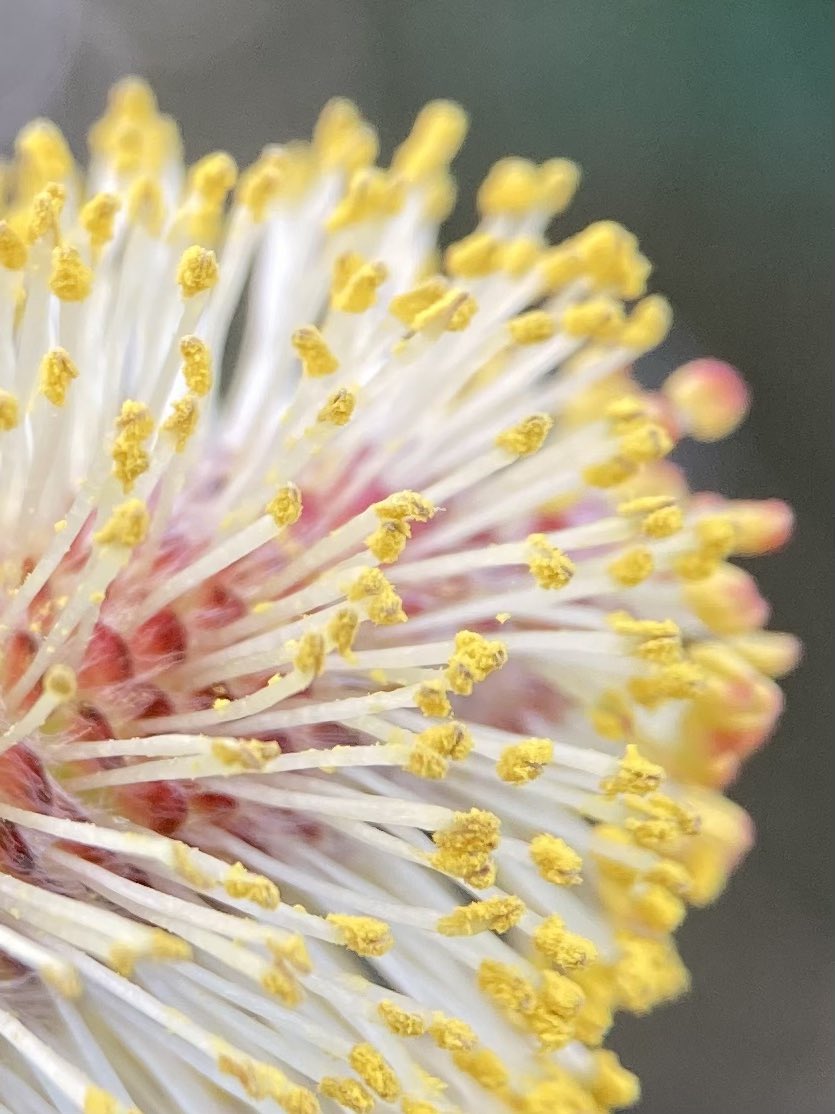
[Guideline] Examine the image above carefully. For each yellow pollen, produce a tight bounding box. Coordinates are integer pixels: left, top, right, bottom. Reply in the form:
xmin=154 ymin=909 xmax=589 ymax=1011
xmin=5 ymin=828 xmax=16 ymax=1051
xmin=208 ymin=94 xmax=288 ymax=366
xmin=590 ymin=1049 xmax=641 ymax=1110
xmin=389 ymin=276 xmax=449 ymax=328
xmin=347 ymin=1044 xmax=400 ymax=1101
xmin=427 ymin=1014 xmax=477 ymax=1051
xmin=538 ymin=157 xmax=582 ymax=213
xmin=436 ymin=895 xmax=525 ymax=936
xmin=445 ymin=629 xmax=508 ymax=695
xmin=319 ymin=1077 xmax=373 ymax=1114
xmin=405 ymin=746 xmax=448 ymax=780
xmin=632 ymin=882 xmax=686 ymax=932
xmin=451 ymin=1047 xmax=509 ymax=1092
xmin=641 ymin=503 xmax=684 ymax=538
xmin=0 ymin=221 xmax=28 ymax=269
xmin=293 ymin=631 xmax=326 ymax=676
xmin=326 ymin=609 xmax=359 ymax=658
xmin=163 ymin=394 xmax=200 ymax=451
xmin=111 ymin=400 xmax=154 ymax=492
xmin=602 ymin=744 xmax=664 ymax=797
xmin=561 ymin=296 xmax=626 ymax=343
xmin=38 ymin=347 xmax=79 ymax=407
xmin=526 ymin=533 xmax=575 ymax=589
xmin=533 ymin=916 xmax=597 ymax=972
xmin=500 ymin=236 xmax=542 ymax=276
xmin=314 ymin=98 xmax=378 ymax=172
xmin=411 ymin=287 xmax=478 ymax=333
xmin=0 ymin=391 xmax=20 ymax=431
xmin=415 ymin=722 xmax=473 ymax=760
xmin=176 ymin=245 xmax=219 ymax=297
xmin=326 ymin=914 xmax=393 ymax=957
xmin=93 ymin=499 xmax=150 ymax=548
xmin=266 ymin=483 xmax=303 ymax=527
xmin=496 ymin=738 xmax=553 ymax=784
xmin=49 ymin=246 xmax=93 ymax=301
xmin=327 ymin=166 xmax=405 ymax=231
xmin=495 ymin=413 xmax=553 ymax=456
xmin=80 ymin=192 xmax=121 ymax=252
xmin=179 ymin=335 xmax=213 ymax=396
xmin=365 ymin=519 xmax=410 ymax=563
xmin=529 ymin=833 xmax=583 ymax=886
xmin=508 ymin=309 xmax=556 ymax=345
xmin=376 ymin=1000 xmax=427 ymax=1037
xmin=444 ymin=231 xmax=500 ymax=278
xmin=26 ymin=183 xmax=66 ymax=244
xmin=190 ymin=151 xmax=238 ymax=204
xmin=430 ymin=808 xmax=500 ymax=887
xmin=223 ymin=862 xmax=280 ymax=908
xmin=83 ymin=1087 xmax=120 ymax=1114
xmin=374 ymin=490 xmax=436 ymax=522
xmin=478 ymin=156 xmax=540 ymax=216
xmin=628 ymin=660 xmax=705 ymax=706
xmin=391 ymin=100 xmax=468 ymax=181
xmin=583 ymin=456 xmax=637 ymax=488
xmin=291 ymin=325 xmax=339 ymax=377
xmin=608 ymin=546 xmax=654 ymax=587
xmin=401 ymin=1100 xmax=441 ymax=1114
xmin=613 ymin=931 xmax=690 ymax=1013
xmin=414 ymin=680 xmax=452 ymax=718
xmin=317 ymin=387 xmax=356 ymax=425
xmin=331 ymin=252 xmax=388 ymax=313
xmin=620 ymin=294 xmax=672 ymax=350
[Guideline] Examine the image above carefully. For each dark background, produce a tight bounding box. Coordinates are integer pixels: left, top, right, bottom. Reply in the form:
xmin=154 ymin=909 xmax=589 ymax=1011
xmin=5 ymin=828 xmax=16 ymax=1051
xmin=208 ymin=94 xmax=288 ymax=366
xmin=2 ymin=2 xmax=832 ymax=1112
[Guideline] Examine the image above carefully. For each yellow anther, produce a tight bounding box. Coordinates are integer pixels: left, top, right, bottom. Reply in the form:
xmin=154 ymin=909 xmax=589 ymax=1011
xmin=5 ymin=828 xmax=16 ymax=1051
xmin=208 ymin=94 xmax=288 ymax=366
xmin=163 ymin=394 xmax=200 ymax=451
xmin=0 ymin=391 xmax=20 ymax=431
xmin=93 ymin=499 xmax=150 ymax=548
xmin=319 ymin=1077 xmax=374 ymax=1113
xmin=495 ymin=412 xmax=553 ymax=456
xmin=415 ymin=722 xmax=473 ymax=760
xmin=223 ymin=862 xmax=279 ymax=908
xmin=327 ymin=167 xmax=405 ymax=231
xmin=451 ymin=1047 xmax=509 ymax=1092
xmin=0 ymin=221 xmax=28 ymax=269
xmin=529 ymin=833 xmax=583 ymax=886
xmin=365 ymin=519 xmax=410 ymax=563
xmin=602 ymin=744 xmax=664 ymax=797
xmin=331 ymin=251 xmax=388 ymax=313
xmin=427 ymin=1014 xmax=477 ymax=1051
xmin=391 ymin=100 xmax=468 ymax=181
xmin=389 ymin=276 xmax=450 ymax=329
xmin=216 ymin=1052 xmax=289 ymax=1102
xmin=411 ymin=287 xmax=478 ymax=333
xmin=632 ymin=883 xmax=686 ymax=933
xmin=293 ymin=631 xmax=326 ymax=676
xmin=561 ymin=296 xmax=626 ymax=343
xmin=377 ymin=1000 xmax=426 ymax=1037
xmin=374 ymin=490 xmax=436 ymax=523
xmin=348 ymin=1044 xmax=400 ymax=1102
xmin=607 ymin=612 xmax=679 ymax=640
xmin=608 ymin=546 xmax=654 ymax=587
xmin=445 ymin=630 xmax=507 ymax=695
xmin=538 ymin=157 xmax=582 ymax=213
xmin=401 ymin=1100 xmax=441 ymax=1114
xmin=127 ymin=176 xmax=165 ymax=235
xmin=179 ymin=335 xmax=213 ymax=396
xmin=43 ymin=663 xmax=77 ymax=701
xmin=500 ymin=236 xmax=542 ymax=276
xmin=291 ymin=325 xmax=339 ymax=377
xmin=477 ymin=156 xmax=540 ymax=216
xmin=281 ymin=1085 xmax=320 ymax=1114
xmin=629 ymin=660 xmax=705 ymax=706
xmin=618 ymin=420 xmax=673 ymax=465
xmin=423 ymin=170 xmax=457 ymax=221
xmin=266 ymin=483 xmax=303 ymax=527
xmin=189 ymin=151 xmax=238 ymax=205
xmin=695 ymin=514 xmax=737 ymax=559
xmin=526 ymin=533 xmax=574 ymax=589
xmin=641 ymin=503 xmax=684 ymax=537
xmin=406 ymin=746 xmax=448 ymax=780
xmin=646 ymin=858 xmax=693 ymax=897
xmin=437 ymin=895 xmax=525 ymax=936
xmin=314 ymin=98 xmax=378 ymax=172
xmin=533 ymin=916 xmax=597 ymax=972
xmin=38 ymin=347 xmax=78 ymax=407
xmin=80 ymin=193 xmax=121 ymax=253
xmin=83 ymin=1086 xmax=120 ymax=1114
xmin=444 ymin=232 xmax=500 ymax=278
xmin=49 ymin=246 xmax=93 ymax=301
xmin=430 ymin=808 xmax=500 ymax=888
xmin=26 ymin=183 xmax=66 ymax=244
xmin=496 ymin=738 xmax=553 ymax=784
xmin=317 ymin=387 xmax=356 ymax=426
xmin=326 ymin=914 xmax=393 ymax=957
xmin=583 ymin=456 xmax=637 ymax=488
xmin=617 ymin=494 xmax=674 ymax=516
xmin=16 ymin=119 xmax=73 ymax=191
xmin=414 ymin=680 xmax=452 ymax=718
xmin=507 ymin=309 xmax=555 ymax=345
xmin=590 ymin=1049 xmax=641 ymax=1110
xmin=620 ymin=294 xmax=672 ymax=350
xmin=237 ymin=156 xmax=285 ymax=221
xmin=326 ymin=609 xmax=359 ymax=658
xmin=613 ymin=931 xmax=690 ymax=1014
xmin=176 ymin=245 xmax=218 ymax=297
xmin=539 ymin=242 xmax=583 ymax=290
xmin=111 ymin=400 xmax=154 ymax=492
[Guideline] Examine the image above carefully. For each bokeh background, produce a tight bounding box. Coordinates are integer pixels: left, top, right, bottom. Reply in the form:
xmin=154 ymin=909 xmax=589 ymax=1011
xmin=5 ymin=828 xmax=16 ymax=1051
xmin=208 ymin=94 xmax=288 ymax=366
xmin=1 ymin=2 xmax=832 ymax=1111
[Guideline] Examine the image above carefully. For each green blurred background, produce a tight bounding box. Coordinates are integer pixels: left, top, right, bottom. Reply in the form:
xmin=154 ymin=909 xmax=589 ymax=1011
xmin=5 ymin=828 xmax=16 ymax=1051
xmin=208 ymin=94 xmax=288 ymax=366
xmin=2 ymin=1 xmax=832 ymax=1111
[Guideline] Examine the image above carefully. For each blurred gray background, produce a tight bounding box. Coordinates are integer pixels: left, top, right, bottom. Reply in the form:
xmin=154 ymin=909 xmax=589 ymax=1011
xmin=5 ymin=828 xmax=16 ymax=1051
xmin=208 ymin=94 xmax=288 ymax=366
xmin=1 ymin=2 xmax=832 ymax=1111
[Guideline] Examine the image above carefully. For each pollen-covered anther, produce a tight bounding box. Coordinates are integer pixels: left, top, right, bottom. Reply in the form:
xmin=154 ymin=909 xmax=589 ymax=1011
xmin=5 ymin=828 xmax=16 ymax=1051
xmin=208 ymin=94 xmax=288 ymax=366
xmin=451 ymin=1046 xmax=509 ymax=1092
xmin=496 ymin=738 xmax=553 ymax=784
xmin=365 ymin=518 xmax=410 ymax=563
xmin=0 ymin=220 xmax=28 ymax=269
xmin=266 ymin=482 xmax=303 ymax=527
xmin=444 ymin=231 xmax=501 ymax=278
xmin=327 ymin=166 xmax=405 ymax=231
xmin=561 ymin=296 xmax=626 ymax=344
xmin=26 ymin=183 xmax=66 ymax=244
xmin=162 ymin=394 xmax=200 ymax=451
xmin=388 ymin=276 xmax=450 ymax=328
xmin=326 ymin=914 xmax=393 ymax=957
xmin=179 ymin=335 xmax=213 ymax=396
xmin=346 ymin=568 xmax=407 ymax=625
xmin=620 ymin=294 xmax=673 ymax=351
xmin=292 ymin=631 xmax=326 ymax=676
xmin=376 ymin=1000 xmax=427 ymax=1037
xmin=80 ymin=192 xmax=121 ymax=252
xmin=325 ymin=609 xmax=359 ymax=659
xmin=374 ymin=490 xmax=436 ymax=523
xmin=391 ymin=99 xmax=468 ymax=181
xmin=411 ymin=287 xmax=478 ymax=333
xmin=331 ymin=251 xmax=388 ymax=313
xmin=430 ymin=808 xmax=500 ymax=887
xmin=190 ymin=150 xmax=238 ymax=205
xmin=590 ymin=1049 xmax=641 ymax=1110
xmin=223 ymin=862 xmax=280 ymax=908
xmin=93 ymin=499 xmax=150 ymax=548
xmin=496 ymin=412 xmax=553 ymax=456
xmin=291 ymin=325 xmax=339 ymax=377
xmin=602 ymin=744 xmax=664 ymax=797
xmin=445 ymin=629 xmax=508 ymax=695
xmin=427 ymin=1014 xmax=477 ymax=1051
xmin=347 ymin=1044 xmax=400 ymax=1103
xmin=0 ymin=390 xmax=21 ymax=430
xmin=406 ymin=744 xmax=448 ymax=780
xmin=110 ymin=400 xmax=154 ymax=491
xmin=436 ymin=895 xmax=525 ymax=936
xmin=49 ymin=245 xmax=93 ymax=301
xmin=508 ymin=309 xmax=556 ymax=345
xmin=414 ymin=679 xmax=452 ymax=718
xmin=529 ymin=833 xmax=584 ymax=886
xmin=176 ymin=244 xmax=219 ymax=297
xmin=526 ymin=533 xmax=575 ymax=589
xmin=608 ymin=546 xmax=655 ymax=587
xmin=319 ymin=1077 xmax=373 ymax=1114
xmin=533 ymin=916 xmax=598 ymax=972
xmin=316 ymin=387 xmax=356 ymax=425
xmin=416 ymin=722 xmax=473 ymax=760
xmin=38 ymin=347 xmax=79 ymax=407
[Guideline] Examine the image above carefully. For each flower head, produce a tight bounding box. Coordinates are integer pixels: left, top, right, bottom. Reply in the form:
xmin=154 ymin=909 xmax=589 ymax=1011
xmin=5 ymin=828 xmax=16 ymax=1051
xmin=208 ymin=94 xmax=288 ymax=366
xmin=0 ymin=79 xmax=796 ymax=1113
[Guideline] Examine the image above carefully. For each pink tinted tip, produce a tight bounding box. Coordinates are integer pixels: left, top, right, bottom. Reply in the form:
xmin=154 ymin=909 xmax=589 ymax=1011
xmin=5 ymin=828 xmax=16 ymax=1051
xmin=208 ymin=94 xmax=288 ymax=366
xmin=663 ymin=358 xmax=751 ymax=442
xmin=730 ymin=498 xmax=795 ymax=555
